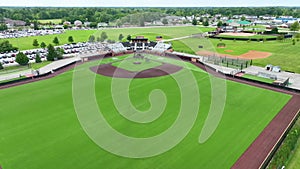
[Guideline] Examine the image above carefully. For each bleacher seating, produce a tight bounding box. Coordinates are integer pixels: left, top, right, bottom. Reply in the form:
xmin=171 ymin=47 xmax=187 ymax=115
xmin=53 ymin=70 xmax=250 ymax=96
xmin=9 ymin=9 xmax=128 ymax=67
xmin=152 ymin=42 xmax=172 ymax=53
xmin=107 ymin=43 xmax=127 ymax=53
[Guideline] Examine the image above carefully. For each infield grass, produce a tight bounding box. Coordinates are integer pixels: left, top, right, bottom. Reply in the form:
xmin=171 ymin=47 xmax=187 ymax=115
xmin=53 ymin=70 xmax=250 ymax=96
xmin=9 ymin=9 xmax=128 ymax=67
xmin=0 ymin=54 xmax=291 ymax=169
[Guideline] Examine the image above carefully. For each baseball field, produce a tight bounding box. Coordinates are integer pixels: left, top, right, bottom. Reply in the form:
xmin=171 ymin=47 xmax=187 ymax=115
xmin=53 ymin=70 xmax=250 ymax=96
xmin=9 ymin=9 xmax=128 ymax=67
xmin=0 ymin=54 xmax=291 ymax=169
xmin=1 ymin=26 xmax=300 ymax=73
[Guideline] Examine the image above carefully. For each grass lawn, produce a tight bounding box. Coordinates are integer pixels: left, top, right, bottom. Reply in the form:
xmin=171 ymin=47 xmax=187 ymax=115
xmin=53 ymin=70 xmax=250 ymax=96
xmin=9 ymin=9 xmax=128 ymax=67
xmin=0 ymin=26 xmax=203 ymax=51
xmin=31 ymin=61 xmax=52 ymax=70
xmin=0 ymin=75 xmax=27 ymax=84
xmin=111 ymin=57 xmax=162 ymax=72
xmin=0 ymin=65 xmax=28 ymax=75
xmin=0 ymin=61 xmax=51 ymax=75
xmin=0 ymin=54 xmax=291 ymax=169
xmin=132 ymin=33 xmax=172 ymax=41
xmin=288 ymin=139 xmax=300 ymax=169
xmin=242 ymin=74 xmax=275 ymax=84
xmin=38 ymin=19 xmax=62 ymax=24
xmin=197 ymin=26 xmax=216 ymax=33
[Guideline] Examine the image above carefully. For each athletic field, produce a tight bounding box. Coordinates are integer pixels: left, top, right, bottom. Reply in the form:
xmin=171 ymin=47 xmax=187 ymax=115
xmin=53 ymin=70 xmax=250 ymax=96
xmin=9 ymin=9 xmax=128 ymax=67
xmin=1 ymin=26 xmax=299 ymax=73
xmin=0 ymin=54 xmax=291 ymax=168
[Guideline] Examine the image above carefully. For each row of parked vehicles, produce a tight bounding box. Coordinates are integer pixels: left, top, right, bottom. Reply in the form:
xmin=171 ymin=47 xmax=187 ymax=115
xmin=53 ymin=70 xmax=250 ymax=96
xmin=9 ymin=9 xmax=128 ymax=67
xmin=0 ymin=49 xmax=48 ymax=66
xmin=0 ymin=42 xmax=105 ymax=66
xmin=0 ymin=30 xmax=64 ymax=39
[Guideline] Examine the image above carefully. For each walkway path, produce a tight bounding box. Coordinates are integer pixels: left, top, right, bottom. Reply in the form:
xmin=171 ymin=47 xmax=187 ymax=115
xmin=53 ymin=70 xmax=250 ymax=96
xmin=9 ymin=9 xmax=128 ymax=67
xmin=162 ymin=35 xmax=192 ymax=42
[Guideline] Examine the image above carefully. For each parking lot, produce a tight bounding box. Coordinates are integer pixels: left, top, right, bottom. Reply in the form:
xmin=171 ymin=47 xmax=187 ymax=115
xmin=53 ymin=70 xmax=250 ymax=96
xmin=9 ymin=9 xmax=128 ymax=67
xmin=0 ymin=29 xmax=63 ymax=39
xmin=0 ymin=42 xmax=107 ymax=67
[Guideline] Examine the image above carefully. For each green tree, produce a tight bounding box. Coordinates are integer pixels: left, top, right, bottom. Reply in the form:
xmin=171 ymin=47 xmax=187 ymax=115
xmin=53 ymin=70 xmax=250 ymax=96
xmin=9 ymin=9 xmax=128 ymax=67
xmin=192 ymin=18 xmax=197 ymax=26
xmin=68 ymin=36 xmax=74 ymax=43
xmin=55 ymin=47 xmax=64 ymax=59
xmin=290 ymin=21 xmax=300 ymax=31
xmin=0 ymin=62 xmax=3 ymax=70
xmin=15 ymin=52 xmax=29 ymax=66
xmin=96 ymin=37 xmax=101 ymax=42
xmin=88 ymin=35 xmax=95 ymax=42
xmin=241 ymin=16 xmax=246 ymax=21
xmin=139 ymin=17 xmax=145 ymax=27
xmin=199 ymin=17 xmax=203 ymax=23
xmin=0 ymin=41 xmax=18 ymax=53
xmin=162 ymin=18 xmax=168 ymax=25
xmin=33 ymin=20 xmax=39 ymax=30
xmin=89 ymin=22 xmax=98 ymax=28
xmin=292 ymin=39 xmax=296 ymax=45
xmin=0 ymin=24 xmax=8 ymax=31
xmin=277 ymin=35 xmax=284 ymax=41
xmin=40 ymin=42 xmax=46 ymax=49
xmin=47 ymin=44 xmax=56 ymax=61
xmin=118 ymin=34 xmax=124 ymax=41
xmin=32 ymin=39 xmax=39 ymax=48
xmin=127 ymin=35 xmax=131 ymax=41
xmin=271 ymin=27 xmax=279 ymax=34
xmin=99 ymin=37 xmax=105 ymax=42
xmin=35 ymin=53 xmax=42 ymax=63
xmin=52 ymin=37 xmax=59 ymax=45
xmin=203 ymin=19 xmax=209 ymax=26
xmin=217 ymin=21 xmax=223 ymax=28
xmin=101 ymin=32 xmax=108 ymax=40
xmin=25 ymin=18 xmax=31 ymax=26
xmin=63 ymin=24 xmax=68 ymax=29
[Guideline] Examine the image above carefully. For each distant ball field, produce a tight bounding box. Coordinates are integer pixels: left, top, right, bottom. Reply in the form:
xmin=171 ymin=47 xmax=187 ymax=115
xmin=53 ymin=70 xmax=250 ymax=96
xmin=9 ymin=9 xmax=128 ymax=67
xmin=0 ymin=53 xmax=291 ymax=168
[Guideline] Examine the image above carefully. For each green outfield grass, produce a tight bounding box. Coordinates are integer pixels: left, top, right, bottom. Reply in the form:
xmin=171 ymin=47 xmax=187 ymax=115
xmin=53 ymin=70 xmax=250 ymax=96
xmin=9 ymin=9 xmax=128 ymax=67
xmin=242 ymin=74 xmax=275 ymax=84
xmin=0 ymin=54 xmax=291 ymax=169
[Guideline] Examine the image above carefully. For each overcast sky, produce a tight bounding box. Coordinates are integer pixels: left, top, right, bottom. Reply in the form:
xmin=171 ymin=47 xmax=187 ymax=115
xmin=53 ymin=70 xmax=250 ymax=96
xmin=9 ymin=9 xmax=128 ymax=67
xmin=0 ymin=0 xmax=299 ymax=7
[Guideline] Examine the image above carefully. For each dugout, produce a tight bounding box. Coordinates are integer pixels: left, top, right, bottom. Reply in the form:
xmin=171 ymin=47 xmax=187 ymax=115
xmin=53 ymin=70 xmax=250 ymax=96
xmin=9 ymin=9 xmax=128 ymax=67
xmin=273 ymin=78 xmax=289 ymax=87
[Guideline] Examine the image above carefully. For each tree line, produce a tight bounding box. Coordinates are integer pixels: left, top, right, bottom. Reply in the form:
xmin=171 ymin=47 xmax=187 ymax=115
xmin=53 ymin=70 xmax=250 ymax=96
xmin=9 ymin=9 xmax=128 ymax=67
xmin=0 ymin=7 xmax=300 ymax=25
